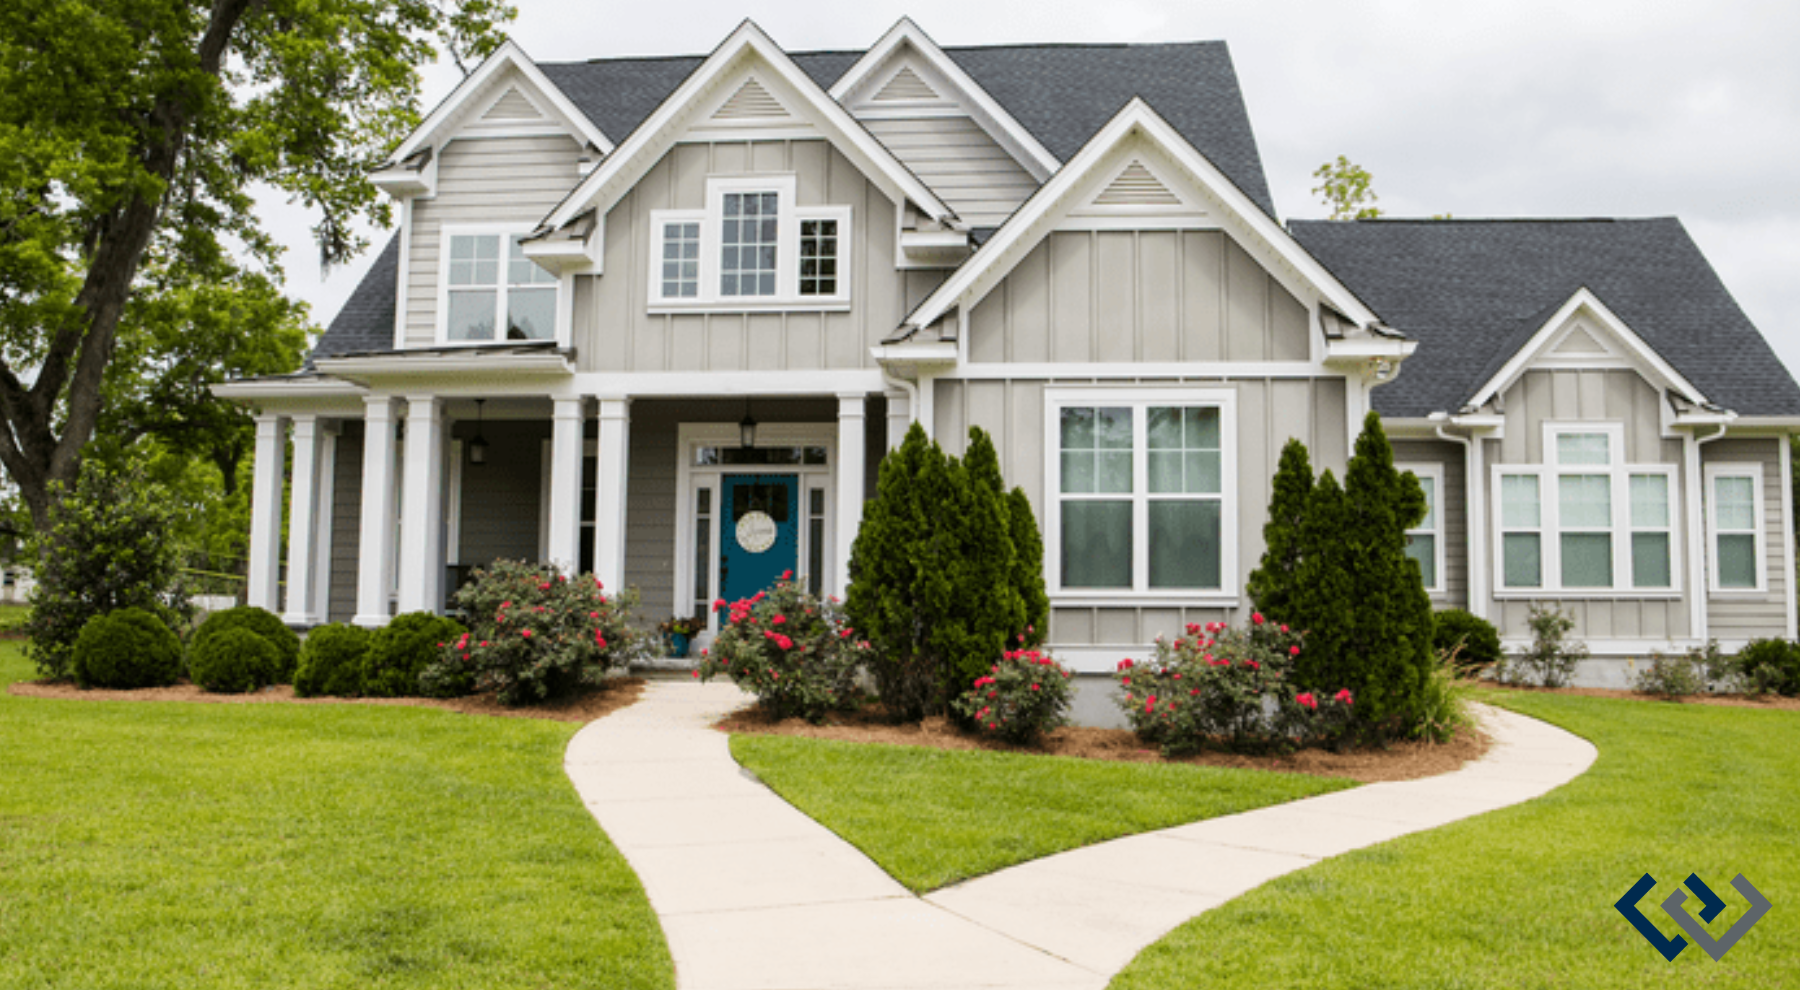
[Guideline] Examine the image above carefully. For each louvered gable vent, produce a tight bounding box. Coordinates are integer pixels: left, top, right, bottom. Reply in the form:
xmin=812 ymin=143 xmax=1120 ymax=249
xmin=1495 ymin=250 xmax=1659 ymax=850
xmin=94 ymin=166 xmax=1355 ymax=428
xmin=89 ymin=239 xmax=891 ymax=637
xmin=1094 ymin=161 xmax=1181 ymax=206
xmin=712 ymin=77 xmax=788 ymax=120
xmin=873 ymin=65 xmax=938 ymax=102
xmin=482 ymin=87 xmax=542 ymax=121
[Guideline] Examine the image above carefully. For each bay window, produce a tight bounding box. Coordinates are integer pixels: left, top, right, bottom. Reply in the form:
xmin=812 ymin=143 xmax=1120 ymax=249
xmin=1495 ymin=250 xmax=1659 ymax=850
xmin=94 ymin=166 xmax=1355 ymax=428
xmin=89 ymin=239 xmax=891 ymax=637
xmin=1705 ymin=464 xmax=1764 ymax=592
xmin=441 ymin=230 xmax=557 ymax=343
xmin=649 ymin=175 xmax=850 ymax=309
xmin=1494 ymin=423 xmax=1677 ymax=594
xmin=1048 ymin=389 xmax=1235 ymax=598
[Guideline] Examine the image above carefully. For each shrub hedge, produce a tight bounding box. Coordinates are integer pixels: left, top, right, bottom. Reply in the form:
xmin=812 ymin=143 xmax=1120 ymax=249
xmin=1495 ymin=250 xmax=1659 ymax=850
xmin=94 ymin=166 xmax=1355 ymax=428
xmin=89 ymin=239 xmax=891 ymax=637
xmin=1431 ymin=609 xmax=1503 ymax=671
xmin=189 ymin=627 xmax=279 ymax=694
xmin=363 ymin=612 xmax=465 ymax=698
xmin=191 ymin=607 xmax=300 ymax=684
xmin=71 ymin=607 xmax=184 ymax=689
xmin=293 ymin=623 xmax=373 ymax=698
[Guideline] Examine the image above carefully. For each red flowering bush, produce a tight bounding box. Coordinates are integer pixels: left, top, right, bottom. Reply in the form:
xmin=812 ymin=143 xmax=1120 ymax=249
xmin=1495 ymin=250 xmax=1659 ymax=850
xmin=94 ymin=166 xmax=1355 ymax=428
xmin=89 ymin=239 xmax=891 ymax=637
xmin=951 ymin=643 xmax=1073 ymax=745
xmin=1114 ymin=614 xmax=1355 ymax=754
xmin=697 ymin=573 xmax=869 ymax=723
xmin=420 ymin=558 xmax=639 ymax=704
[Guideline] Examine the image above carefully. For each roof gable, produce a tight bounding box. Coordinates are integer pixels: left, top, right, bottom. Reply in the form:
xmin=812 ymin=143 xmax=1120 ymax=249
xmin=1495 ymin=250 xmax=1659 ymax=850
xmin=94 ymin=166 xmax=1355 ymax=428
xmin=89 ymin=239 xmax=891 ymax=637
xmin=1469 ymin=287 xmax=1707 ymax=409
xmin=381 ymin=40 xmax=611 ymax=168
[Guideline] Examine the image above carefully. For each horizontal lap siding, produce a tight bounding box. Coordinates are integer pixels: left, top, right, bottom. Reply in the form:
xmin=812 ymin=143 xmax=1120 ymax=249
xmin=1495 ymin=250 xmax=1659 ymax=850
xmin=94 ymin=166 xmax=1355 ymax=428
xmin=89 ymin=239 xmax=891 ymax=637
xmin=583 ymin=140 xmax=923 ymax=373
xmin=1391 ymin=439 xmax=1468 ymax=609
xmin=967 ymin=230 xmax=1309 ymax=364
xmin=1703 ymin=437 xmax=1789 ymax=641
xmin=934 ymin=376 xmax=1349 ymax=646
xmin=863 ymin=117 xmax=1037 ymax=228
xmin=327 ymin=425 xmax=364 ymax=624
xmin=406 ymin=135 xmax=585 ymax=348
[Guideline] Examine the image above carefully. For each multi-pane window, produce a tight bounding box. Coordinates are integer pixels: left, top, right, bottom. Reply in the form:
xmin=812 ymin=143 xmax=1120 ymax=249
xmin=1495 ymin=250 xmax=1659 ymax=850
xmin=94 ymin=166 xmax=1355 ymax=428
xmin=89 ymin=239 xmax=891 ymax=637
xmin=1706 ymin=466 xmax=1763 ymax=591
xmin=1495 ymin=425 xmax=1676 ymax=593
xmin=1400 ymin=466 xmax=1442 ymax=592
xmin=799 ymin=220 xmax=838 ymax=296
xmin=1053 ymin=394 xmax=1231 ymax=594
xmin=721 ymin=192 xmax=779 ymax=297
xmin=661 ymin=222 xmax=700 ymax=298
xmin=445 ymin=233 xmax=556 ymax=342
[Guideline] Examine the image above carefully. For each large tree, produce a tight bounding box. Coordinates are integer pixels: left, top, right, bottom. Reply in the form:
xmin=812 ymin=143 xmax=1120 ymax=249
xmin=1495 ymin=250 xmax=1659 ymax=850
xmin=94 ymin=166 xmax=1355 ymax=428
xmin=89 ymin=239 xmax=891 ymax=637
xmin=0 ymin=0 xmax=513 ymax=532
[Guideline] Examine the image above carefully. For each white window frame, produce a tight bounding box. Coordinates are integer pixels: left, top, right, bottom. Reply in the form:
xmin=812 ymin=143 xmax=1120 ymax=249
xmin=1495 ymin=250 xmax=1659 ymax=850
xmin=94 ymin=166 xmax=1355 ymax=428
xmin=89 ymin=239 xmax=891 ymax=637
xmin=435 ymin=224 xmax=559 ymax=346
xmin=1398 ymin=462 xmax=1445 ymax=596
xmin=648 ymin=174 xmax=852 ymax=313
xmin=1491 ymin=422 xmax=1681 ymax=598
xmin=1043 ymin=387 xmax=1239 ymax=606
xmin=1705 ymin=462 xmax=1766 ymax=594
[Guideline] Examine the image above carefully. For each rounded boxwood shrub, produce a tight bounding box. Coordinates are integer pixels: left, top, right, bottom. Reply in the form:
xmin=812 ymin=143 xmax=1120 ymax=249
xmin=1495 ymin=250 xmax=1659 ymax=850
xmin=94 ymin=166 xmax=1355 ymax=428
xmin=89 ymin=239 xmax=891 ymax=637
xmin=71 ymin=607 xmax=183 ymax=689
xmin=189 ymin=627 xmax=279 ymax=694
xmin=1736 ymin=638 xmax=1800 ymax=696
xmin=191 ymin=606 xmax=300 ymax=683
xmin=363 ymin=612 xmax=466 ymax=698
xmin=1432 ymin=608 xmax=1503 ymax=671
xmin=293 ymin=623 xmax=373 ymax=698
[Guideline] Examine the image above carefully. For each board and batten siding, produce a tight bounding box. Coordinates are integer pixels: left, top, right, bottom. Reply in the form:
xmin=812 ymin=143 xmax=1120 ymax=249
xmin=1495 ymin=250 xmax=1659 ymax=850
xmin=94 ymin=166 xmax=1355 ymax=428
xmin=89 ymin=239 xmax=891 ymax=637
xmin=1391 ymin=438 xmax=1468 ymax=609
xmin=1487 ymin=368 xmax=1691 ymax=641
xmin=327 ymin=424 xmax=363 ymax=624
xmin=404 ymin=134 xmax=585 ymax=348
xmin=451 ymin=420 xmax=548 ymax=568
xmin=578 ymin=139 xmax=941 ymax=373
xmin=1701 ymin=437 xmax=1789 ymax=641
xmin=967 ymin=231 xmax=1311 ymax=365
xmin=861 ymin=116 xmax=1038 ymax=228
xmin=933 ymin=375 xmax=1349 ymax=647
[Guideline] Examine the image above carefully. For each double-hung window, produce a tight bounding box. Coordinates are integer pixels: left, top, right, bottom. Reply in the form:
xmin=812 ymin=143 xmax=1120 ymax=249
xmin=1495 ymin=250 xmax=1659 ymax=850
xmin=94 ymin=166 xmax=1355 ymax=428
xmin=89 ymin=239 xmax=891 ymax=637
xmin=442 ymin=230 xmax=558 ymax=343
xmin=1399 ymin=463 xmax=1444 ymax=594
xmin=1494 ymin=424 xmax=1678 ymax=594
xmin=649 ymin=175 xmax=850 ymax=309
xmin=1048 ymin=389 xmax=1236 ymax=598
xmin=1705 ymin=464 xmax=1765 ymax=592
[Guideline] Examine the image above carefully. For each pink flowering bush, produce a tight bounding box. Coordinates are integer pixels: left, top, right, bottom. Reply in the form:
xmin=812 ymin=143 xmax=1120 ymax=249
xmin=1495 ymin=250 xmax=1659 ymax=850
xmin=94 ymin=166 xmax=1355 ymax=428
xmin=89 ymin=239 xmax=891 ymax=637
xmin=1114 ymin=614 xmax=1355 ymax=754
xmin=420 ymin=558 xmax=639 ymax=704
xmin=951 ymin=643 xmax=1073 ymax=745
xmin=697 ymin=573 xmax=869 ymax=723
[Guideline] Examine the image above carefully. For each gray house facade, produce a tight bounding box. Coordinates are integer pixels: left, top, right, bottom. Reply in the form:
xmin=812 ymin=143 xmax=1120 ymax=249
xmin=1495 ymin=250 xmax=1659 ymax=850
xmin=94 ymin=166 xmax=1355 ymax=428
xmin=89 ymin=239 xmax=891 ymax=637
xmin=218 ymin=19 xmax=1800 ymax=684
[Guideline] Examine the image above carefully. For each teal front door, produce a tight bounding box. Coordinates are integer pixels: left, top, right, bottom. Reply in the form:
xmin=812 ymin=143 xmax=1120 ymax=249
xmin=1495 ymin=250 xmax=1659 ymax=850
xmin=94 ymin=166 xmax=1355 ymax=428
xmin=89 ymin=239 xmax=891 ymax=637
xmin=719 ymin=474 xmax=799 ymax=603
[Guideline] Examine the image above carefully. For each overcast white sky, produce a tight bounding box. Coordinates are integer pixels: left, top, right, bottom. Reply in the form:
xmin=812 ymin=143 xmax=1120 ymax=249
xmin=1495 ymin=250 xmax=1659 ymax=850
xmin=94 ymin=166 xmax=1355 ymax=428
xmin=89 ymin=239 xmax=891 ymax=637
xmin=263 ymin=0 xmax=1800 ymax=378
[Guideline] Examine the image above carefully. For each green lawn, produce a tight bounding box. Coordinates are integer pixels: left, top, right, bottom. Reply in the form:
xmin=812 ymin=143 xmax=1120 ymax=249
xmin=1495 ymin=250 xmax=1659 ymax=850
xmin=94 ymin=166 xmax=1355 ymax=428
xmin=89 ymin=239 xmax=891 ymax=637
xmin=1110 ymin=691 xmax=1799 ymax=988
xmin=730 ymin=733 xmax=1355 ymax=892
xmin=0 ymin=642 xmax=672 ymax=990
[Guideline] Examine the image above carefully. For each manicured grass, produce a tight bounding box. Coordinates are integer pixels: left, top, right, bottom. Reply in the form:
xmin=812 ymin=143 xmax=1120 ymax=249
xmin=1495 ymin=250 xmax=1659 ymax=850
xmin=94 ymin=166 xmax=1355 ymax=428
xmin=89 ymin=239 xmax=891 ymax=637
xmin=730 ymin=733 xmax=1355 ymax=892
xmin=0 ymin=642 xmax=672 ymax=989
xmin=1110 ymin=691 xmax=1799 ymax=988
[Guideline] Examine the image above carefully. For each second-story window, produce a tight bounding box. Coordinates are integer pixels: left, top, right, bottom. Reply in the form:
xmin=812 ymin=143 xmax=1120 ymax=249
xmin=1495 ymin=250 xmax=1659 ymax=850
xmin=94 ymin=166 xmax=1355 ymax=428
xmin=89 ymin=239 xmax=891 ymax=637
xmin=444 ymin=232 xmax=557 ymax=342
xmin=649 ymin=175 xmax=850 ymax=309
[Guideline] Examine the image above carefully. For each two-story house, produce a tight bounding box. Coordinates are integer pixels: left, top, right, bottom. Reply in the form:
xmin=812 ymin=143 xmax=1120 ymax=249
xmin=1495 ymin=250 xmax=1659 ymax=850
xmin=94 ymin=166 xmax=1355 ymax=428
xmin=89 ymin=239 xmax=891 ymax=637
xmin=218 ymin=19 xmax=1800 ymax=687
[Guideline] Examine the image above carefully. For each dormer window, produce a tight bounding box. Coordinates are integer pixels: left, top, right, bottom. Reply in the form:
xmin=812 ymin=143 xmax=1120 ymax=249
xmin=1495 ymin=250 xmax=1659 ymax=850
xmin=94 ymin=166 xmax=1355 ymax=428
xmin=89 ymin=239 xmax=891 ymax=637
xmin=441 ymin=229 xmax=557 ymax=343
xmin=649 ymin=175 xmax=850 ymax=311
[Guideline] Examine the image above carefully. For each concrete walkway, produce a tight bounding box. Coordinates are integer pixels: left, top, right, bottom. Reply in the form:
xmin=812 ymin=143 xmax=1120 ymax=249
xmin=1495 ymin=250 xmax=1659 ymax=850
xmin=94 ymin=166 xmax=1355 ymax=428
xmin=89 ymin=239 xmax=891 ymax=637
xmin=565 ymin=682 xmax=1596 ymax=990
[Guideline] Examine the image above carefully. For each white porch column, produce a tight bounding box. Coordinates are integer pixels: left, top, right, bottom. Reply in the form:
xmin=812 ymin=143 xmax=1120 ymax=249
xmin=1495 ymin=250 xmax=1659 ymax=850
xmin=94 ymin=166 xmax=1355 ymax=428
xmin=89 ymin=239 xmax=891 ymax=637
xmin=398 ymin=395 xmax=446 ymax=613
xmin=592 ymin=398 xmax=631 ymax=592
xmin=834 ymin=393 xmax=867 ymax=597
xmin=884 ymin=388 xmax=911 ymax=451
xmin=246 ymin=413 xmax=287 ymax=611
xmin=354 ymin=397 xmax=400 ymax=627
xmin=311 ymin=426 xmax=339 ymax=623
xmin=547 ymin=397 xmax=586 ymax=571
xmin=282 ymin=414 xmax=324 ymax=625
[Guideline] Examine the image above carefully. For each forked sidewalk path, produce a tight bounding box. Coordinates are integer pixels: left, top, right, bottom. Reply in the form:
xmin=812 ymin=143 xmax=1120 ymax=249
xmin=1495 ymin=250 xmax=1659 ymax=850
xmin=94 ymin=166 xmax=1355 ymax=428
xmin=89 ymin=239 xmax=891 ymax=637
xmin=565 ymin=682 xmax=1597 ymax=990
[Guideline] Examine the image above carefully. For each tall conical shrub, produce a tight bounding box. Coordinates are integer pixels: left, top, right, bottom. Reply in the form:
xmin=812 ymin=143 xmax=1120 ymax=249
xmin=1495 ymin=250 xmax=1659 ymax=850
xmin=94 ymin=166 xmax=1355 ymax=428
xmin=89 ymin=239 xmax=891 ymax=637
xmin=1246 ymin=438 xmax=1314 ymax=625
xmin=1007 ymin=487 xmax=1050 ymax=645
xmin=940 ymin=429 xmax=1026 ymax=702
xmin=846 ymin=423 xmax=940 ymax=719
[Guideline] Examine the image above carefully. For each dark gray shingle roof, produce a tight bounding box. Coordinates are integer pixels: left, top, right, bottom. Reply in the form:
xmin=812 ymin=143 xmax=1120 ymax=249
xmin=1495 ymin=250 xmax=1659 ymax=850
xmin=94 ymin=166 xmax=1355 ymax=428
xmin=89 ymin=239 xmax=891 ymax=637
xmin=1289 ymin=218 xmax=1800 ymax=418
xmin=311 ymin=234 xmax=398 ymax=360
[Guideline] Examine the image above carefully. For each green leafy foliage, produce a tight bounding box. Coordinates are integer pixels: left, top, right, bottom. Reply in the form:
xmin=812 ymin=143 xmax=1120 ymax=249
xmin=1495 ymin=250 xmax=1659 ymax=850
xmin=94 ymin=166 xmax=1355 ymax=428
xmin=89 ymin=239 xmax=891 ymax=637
xmin=1735 ymin=638 xmax=1800 ymax=696
xmin=1246 ymin=439 xmax=1313 ymax=621
xmin=362 ymin=612 xmax=465 ymax=699
xmin=1632 ymin=650 xmax=1707 ymax=698
xmin=1432 ymin=608 xmax=1503 ymax=672
xmin=188 ymin=626 xmax=278 ymax=694
xmin=699 ymin=574 xmax=869 ymax=722
xmin=71 ymin=607 xmax=183 ymax=689
xmin=952 ymin=647 xmax=1073 ymax=745
xmin=191 ymin=606 xmax=299 ymax=683
xmin=24 ymin=460 xmax=190 ymax=680
xmin=421 ymin=559 xmax=636 ymax=705
xmin=1312 ymin=154 xmax=1382 ymax=220
xmin=293 ymin=622 xmax=372 ymax=698
xmin=1501 ymin=602 xmax=1588 ymax=687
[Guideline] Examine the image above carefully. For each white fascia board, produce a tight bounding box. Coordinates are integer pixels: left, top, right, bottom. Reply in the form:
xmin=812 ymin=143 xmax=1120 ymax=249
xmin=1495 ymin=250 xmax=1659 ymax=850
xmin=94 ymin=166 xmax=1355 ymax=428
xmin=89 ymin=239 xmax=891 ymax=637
xmin=1467 ymin=287 xmax=1708 ymax=410
xmin=871 ymin=340 xmax=958 ymax=365
xmin=212 ymin=377 xmax=368 ymax=402
xmin=381 ymin=40 xmax=612 ymax=172
xmin=905 ymin=99 xmax=1383 ymax=335
xmin=519 ymin=229 xmax=602 ymax=274
xmin=1325 ymin=338 xmax=1418 ymax=360
xmin=829 ymin=17 xmax=1060 ymax=181
xmin=315 ymin=351 xmax=575 ymax=384
xmin=539 ymin=20 xmax=954 ymax=236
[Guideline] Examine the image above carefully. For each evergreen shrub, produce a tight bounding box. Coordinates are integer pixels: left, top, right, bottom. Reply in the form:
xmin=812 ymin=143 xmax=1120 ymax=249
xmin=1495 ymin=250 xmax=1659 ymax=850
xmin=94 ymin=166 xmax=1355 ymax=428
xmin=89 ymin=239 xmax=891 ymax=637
xmin=1632 ymin=650 xmax=1707 ymax=697
xmin=189 ymin=627 xmax=279 ymax=694
xmin=952 ymin=645 xmax=1073 ymax=745
xmin=698 ymin=573 xmax=869 ymax=722
xmin=1501 ymin=602 xmax=1588 ymax=687
xmin=1431 ymin=609 xmax=1503 ymax=672
xmin=420 ymin=559 xmax=635 ymax=704
xmin=191 ymin=606 xmax=300 ymax=683
xmin=71 ymin=607 xmax=183 ymax=689
xmin=363 ymin=611 xmax=465 ymax=698
xmin=1735 ymin=638 xmax=1800 ymax=696
xmin=293 ymin=623 xmax=372 ymax=698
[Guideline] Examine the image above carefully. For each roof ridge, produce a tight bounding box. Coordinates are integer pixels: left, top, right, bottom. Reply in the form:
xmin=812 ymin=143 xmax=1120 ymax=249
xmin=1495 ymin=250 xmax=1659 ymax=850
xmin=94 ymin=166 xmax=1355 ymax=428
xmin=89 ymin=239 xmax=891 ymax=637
xmin=541 ymin=39 xmax=1232 ymax=68
xmin=1290 ymin=216 xmax=1681 ymax=226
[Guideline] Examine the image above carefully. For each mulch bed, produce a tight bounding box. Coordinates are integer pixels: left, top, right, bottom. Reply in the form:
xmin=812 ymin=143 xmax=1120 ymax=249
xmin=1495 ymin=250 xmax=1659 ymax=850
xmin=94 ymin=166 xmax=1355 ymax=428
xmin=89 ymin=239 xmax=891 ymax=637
xmin=1479 ymin=682 xmax=1800 ymax=710
xmin=716 ymin=702 xmax=1489 ymax=783
xmin=6 ymin=676 xmax=647 ymax=723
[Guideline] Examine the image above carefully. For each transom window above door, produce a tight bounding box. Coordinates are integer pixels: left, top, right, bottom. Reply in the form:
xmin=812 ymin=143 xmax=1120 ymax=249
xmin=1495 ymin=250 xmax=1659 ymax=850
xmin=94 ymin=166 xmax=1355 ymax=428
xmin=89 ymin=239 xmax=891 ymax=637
xmin=649 ymin=175 xmax=850 ymax=310
xmin=440 ymin=230 xmax=558 ymax=343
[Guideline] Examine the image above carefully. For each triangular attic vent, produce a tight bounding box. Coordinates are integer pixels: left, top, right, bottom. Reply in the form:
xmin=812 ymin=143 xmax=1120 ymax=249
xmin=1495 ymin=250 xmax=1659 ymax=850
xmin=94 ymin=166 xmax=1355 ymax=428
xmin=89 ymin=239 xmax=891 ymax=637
xmin=1094 ymin=162 xmax=1181 ymax=206
xmin=1552 ymin=325 xmax=1609 ymax=355
xmin=482 ymin=87 xmax=543 ymax=121
xmin=713 ymin=77 xmax=788 ymax=120
xmin=873 ymin=65 xmax=938 ymax=102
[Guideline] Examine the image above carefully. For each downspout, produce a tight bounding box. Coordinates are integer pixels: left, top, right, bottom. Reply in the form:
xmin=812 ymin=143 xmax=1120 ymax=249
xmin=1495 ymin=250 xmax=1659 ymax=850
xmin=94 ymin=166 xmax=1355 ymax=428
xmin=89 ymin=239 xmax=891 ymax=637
xmin=1687 ymin=422 xmax=1731 ymax=644
xmin=1432 ymin=414 xmax=1484 ymax=620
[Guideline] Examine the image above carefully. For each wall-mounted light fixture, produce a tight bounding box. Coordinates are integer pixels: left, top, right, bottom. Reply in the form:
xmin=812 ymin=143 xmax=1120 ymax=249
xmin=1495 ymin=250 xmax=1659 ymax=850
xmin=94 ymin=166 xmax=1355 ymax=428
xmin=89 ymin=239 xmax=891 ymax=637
xmin=739 ymin=398 xmax=757 ymax=449
xmin=469 ymin=399 xmax=490 ymax=465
